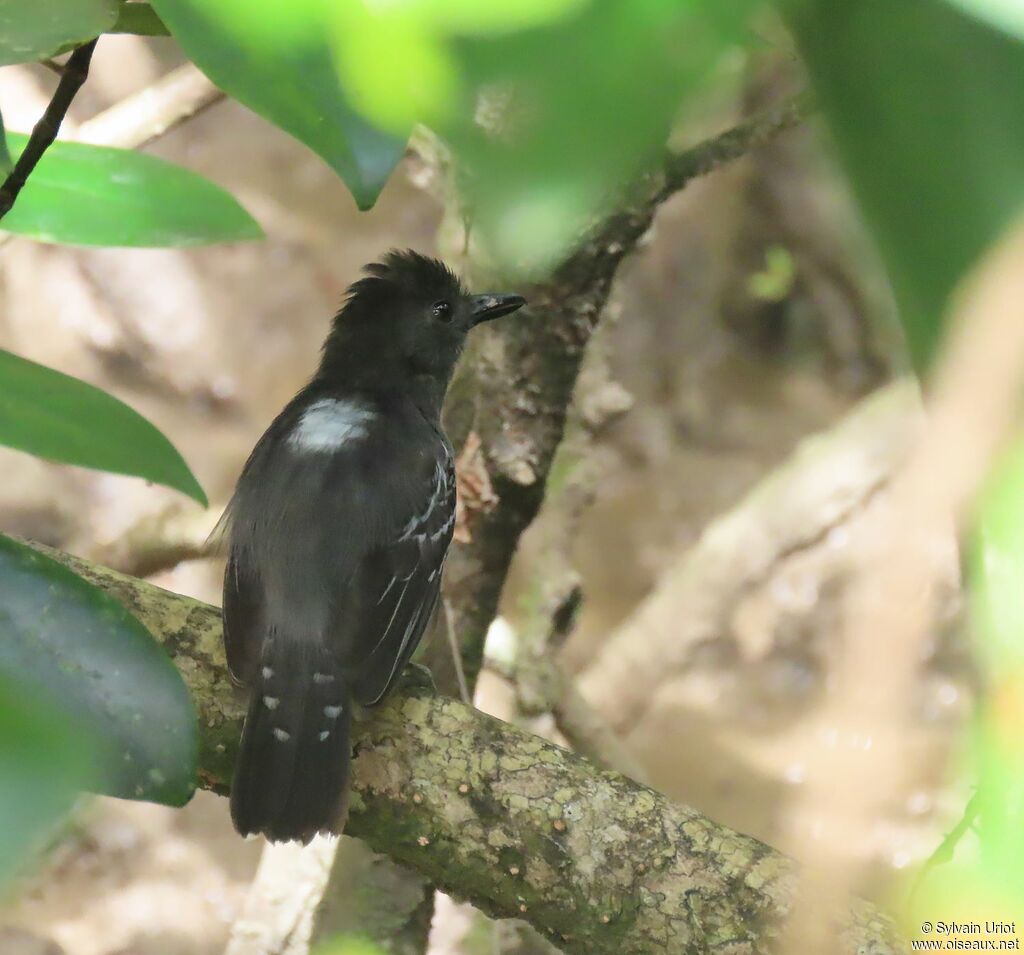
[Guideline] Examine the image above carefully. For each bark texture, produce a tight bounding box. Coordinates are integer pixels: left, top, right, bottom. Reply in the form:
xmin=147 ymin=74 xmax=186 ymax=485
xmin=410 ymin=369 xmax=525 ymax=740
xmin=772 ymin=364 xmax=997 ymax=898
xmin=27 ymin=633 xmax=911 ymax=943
xmin=433 ymin=97 xmax=811 ymax=692
xmin=30 ymin=542 xmax=902 ymax=955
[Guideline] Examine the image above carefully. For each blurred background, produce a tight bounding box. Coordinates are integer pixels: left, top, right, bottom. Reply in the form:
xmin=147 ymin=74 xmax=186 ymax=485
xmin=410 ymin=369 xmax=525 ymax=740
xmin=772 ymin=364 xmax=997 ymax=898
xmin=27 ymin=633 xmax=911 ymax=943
xmin=0 ymin=22 xmax=978 ymax=954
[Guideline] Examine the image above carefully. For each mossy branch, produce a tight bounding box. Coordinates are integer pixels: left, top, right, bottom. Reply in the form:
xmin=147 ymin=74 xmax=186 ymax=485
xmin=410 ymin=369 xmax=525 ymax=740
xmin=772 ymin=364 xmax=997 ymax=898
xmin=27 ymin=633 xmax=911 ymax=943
xmin=29 ymin=541 xmax=901 ymax=955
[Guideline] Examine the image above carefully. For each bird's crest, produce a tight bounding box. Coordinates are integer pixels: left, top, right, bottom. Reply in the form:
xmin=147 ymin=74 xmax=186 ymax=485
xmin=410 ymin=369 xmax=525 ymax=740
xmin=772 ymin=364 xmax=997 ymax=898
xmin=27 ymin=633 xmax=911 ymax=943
xmin=342 ymin=250 xmax=464 ymax=314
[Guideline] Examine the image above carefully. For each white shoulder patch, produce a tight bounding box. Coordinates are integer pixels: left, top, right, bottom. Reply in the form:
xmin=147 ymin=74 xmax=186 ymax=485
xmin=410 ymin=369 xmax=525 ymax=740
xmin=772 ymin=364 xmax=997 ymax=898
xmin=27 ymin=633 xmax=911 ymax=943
xmin=288 ymin=398 xmax=375 ymax=453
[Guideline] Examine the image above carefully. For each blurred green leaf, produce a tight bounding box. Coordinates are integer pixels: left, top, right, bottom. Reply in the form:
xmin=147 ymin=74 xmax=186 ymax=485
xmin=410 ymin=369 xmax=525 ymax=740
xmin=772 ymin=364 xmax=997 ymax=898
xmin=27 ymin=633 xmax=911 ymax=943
xmin=909 ymin=479 xmax=1024 ymax=927
xmin=149 ymin=0 xmax=404 ymax=210
xmin=0 ymin=0 xmax=116 ymax=64
xmin=466 ymin=0 xmax=752 ymax=273
xmin=944 ymin=0 xmax=1024 ymax=41
xmin=971 ymin=434 xmax=1024 ymax=669
xmin=0 ymin=535 xmax=197 ymax=806
xmin=332 ymin=0 xmax=592 ymax=133
xmin=311 ymin=937 xmax=387 ymax=955
xmin=0 ymin=675 xmax=97 ymax=885
xmin=334 ymin=3 xmax=460 ymax=134
xmin=748 ymin=244 xmax=796 ymax=303
xmin=784 ymin=0 xmax=1024 ymax=369
xmin=906 ymin=859 xmax=1024 ymax=945
xmin=0 ymin=133 xmax=262 ymax=248
xmin=338 ymin=0 xmax=750 ymax=273
xmin=110 ymin=1 xmax=170 ymax=36
xmin=0 ymin=348 xmax=207 ymax=505
xmin=967 ymin=435 xmax=1024 ymax=874
xmin=375 ymin=0 xmax=591 ymax=35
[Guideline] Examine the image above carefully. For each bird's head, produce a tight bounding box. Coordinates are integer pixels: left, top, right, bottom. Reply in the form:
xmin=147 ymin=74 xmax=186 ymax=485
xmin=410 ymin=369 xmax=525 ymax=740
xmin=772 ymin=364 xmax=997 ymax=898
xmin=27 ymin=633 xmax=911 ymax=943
xmin=319 ymin=250 xmax=526 ymax=393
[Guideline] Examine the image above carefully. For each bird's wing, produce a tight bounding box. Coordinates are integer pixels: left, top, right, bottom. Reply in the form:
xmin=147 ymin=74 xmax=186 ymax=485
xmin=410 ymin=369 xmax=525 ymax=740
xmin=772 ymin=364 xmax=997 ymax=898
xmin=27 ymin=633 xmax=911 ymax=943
xmin=339 ymin=443 xmax=456 ymax=706
xmin=220 ymin=410 xmax=296 ymax=687
xmin=221 ymin=396 xmax=455 ymax=704
xmin=223 ymin=548 xmax=264 ymax=685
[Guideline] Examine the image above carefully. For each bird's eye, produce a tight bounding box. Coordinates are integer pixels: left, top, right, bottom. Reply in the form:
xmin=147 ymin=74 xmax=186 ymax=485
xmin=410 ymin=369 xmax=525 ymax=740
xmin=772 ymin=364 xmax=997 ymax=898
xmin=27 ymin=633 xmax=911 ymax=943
xmin=432 ymin=300 xmax=452 ymax=323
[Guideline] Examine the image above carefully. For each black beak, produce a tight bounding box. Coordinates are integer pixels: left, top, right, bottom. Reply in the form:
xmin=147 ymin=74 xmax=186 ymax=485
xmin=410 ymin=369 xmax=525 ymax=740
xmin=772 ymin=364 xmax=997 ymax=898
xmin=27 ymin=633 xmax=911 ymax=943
xmin=470 ymin=293 xmax=526 ymax=326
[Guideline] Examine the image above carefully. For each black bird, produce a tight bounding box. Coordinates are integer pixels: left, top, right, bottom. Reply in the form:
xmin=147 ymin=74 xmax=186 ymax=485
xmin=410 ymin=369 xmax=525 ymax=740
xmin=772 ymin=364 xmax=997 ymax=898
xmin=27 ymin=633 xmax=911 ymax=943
xmin=221 ymin=250 xmax=525 ymax=843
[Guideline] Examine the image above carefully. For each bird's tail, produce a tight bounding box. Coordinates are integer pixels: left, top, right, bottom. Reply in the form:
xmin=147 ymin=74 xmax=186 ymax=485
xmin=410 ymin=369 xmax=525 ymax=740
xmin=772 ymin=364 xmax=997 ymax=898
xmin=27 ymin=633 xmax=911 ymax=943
xmin=230 ymin=641 xmax=352 ymax=843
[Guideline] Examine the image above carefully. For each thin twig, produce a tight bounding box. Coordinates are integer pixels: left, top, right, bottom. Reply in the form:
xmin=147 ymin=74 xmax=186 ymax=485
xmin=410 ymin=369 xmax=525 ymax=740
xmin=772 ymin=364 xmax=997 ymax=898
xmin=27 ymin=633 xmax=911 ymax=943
xmin=442 ymin=598 xmax=471 ymax=703
xmin=657 ymin=94 xmax=812 ymax=203
xmin=38 ymin=58 xmax=65 ymax=77
xmin=907 ymin=791 xmax=979 ymax=912
xmin=0 ymin=40 xmax=97 ymax=220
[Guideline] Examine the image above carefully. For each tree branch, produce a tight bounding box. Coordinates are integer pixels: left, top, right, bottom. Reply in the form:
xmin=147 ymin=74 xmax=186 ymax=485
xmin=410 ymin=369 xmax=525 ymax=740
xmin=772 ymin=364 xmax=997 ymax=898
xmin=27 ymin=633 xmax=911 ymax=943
xmin=76 ymin=62 xmax=224 ymax=151
xmin=224 ymin=836 xmax=339 ymax=955
xmin=0 ymin=40 xmax=98 ymax=220
xmin=435 ymin=94 xmax=811 ymax=692
xmin=487 ymin=345 xmax=647 ymax=782
xmin=27 ymin=540 xmax=901 ymax=955
xmin=656 ymin=95 xmax=812 ymax=204
xmin=312 ymin=837 xmax=435 ymax=955
xmin=578 ymin=379 xmax=925 ymax=736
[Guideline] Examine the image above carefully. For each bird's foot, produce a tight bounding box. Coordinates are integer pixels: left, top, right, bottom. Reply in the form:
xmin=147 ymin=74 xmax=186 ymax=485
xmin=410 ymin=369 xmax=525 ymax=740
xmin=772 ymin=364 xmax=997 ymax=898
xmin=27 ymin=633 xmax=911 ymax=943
xmin=399 ymin=662 xmax=437 ymax=695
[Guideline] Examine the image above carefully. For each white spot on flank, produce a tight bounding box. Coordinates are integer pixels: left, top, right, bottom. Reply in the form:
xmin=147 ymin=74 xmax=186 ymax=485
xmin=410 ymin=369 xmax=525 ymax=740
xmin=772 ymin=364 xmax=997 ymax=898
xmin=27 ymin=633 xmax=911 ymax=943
xmin=288 ymin=398 xmax=375 ymax=453
xmin=324 ymin=705 xmax=342 ymax=719
xmin=263 ymin=696 xmax=279 ymax=710
xmin=313 ymin=672 xmax=334 ymax=684
xmin=262 ymin=666 xmax=274 ymax=679
xmin=272 ymin=728 xmax=291 ymax=742
xmin=319 ymin=731 xmax=330 ymax=741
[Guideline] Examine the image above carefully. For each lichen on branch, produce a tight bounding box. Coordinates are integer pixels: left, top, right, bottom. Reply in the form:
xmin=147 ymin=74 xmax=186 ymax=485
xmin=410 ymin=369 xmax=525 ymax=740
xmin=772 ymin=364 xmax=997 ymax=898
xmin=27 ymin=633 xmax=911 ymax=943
xmin=31 ymin=542 xmax=901 ymax=955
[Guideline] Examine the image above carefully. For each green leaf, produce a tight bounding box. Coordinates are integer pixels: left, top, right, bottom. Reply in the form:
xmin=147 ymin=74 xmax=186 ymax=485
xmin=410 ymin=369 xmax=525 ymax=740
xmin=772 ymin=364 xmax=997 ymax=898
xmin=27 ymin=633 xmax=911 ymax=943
xmin=364 ymin=0 xmax=592 ymax=35
xmin=333 ymin=0 xmax=751 ymax=272
xmin=967 ymin=435 xmax=1024 ymax=877
xmin=111 ymin=1 xmax=170 ymax=36
xmin=149 ymin=0 xmax=404 ymax=210
xmin=0 ymin=674 xmax=97 ymax=884
xmin=0 ymin=0 xmax=116 ymax=64
xmin=332 ymin=0 xmax=592 ymax=134
xmin=0 ymin=133 xmax=262 ymax=248
xmin=944 ymin=0 xmax=1024 ymax=41
xmin=312 ymin=939 xmax=388 ymax=955
xmin=0 ymin=535 xmax=197 ymax=806
xmin=334 ymin=3 xmax=460 ymax=135
xmin=783 ymin=0 xmax=1024 ymax=369
xmin=0 ymin=348 xmax=207 ymax=505
xmin=970 ymin=434 xmax=1024 ymax=670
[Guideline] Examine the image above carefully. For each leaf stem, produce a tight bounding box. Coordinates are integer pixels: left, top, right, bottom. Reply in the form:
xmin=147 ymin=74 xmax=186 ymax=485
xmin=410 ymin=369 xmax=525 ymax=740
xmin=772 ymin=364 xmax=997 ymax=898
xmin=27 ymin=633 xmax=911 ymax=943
xmin=0 ymin=39 xmax=98 ymax=221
